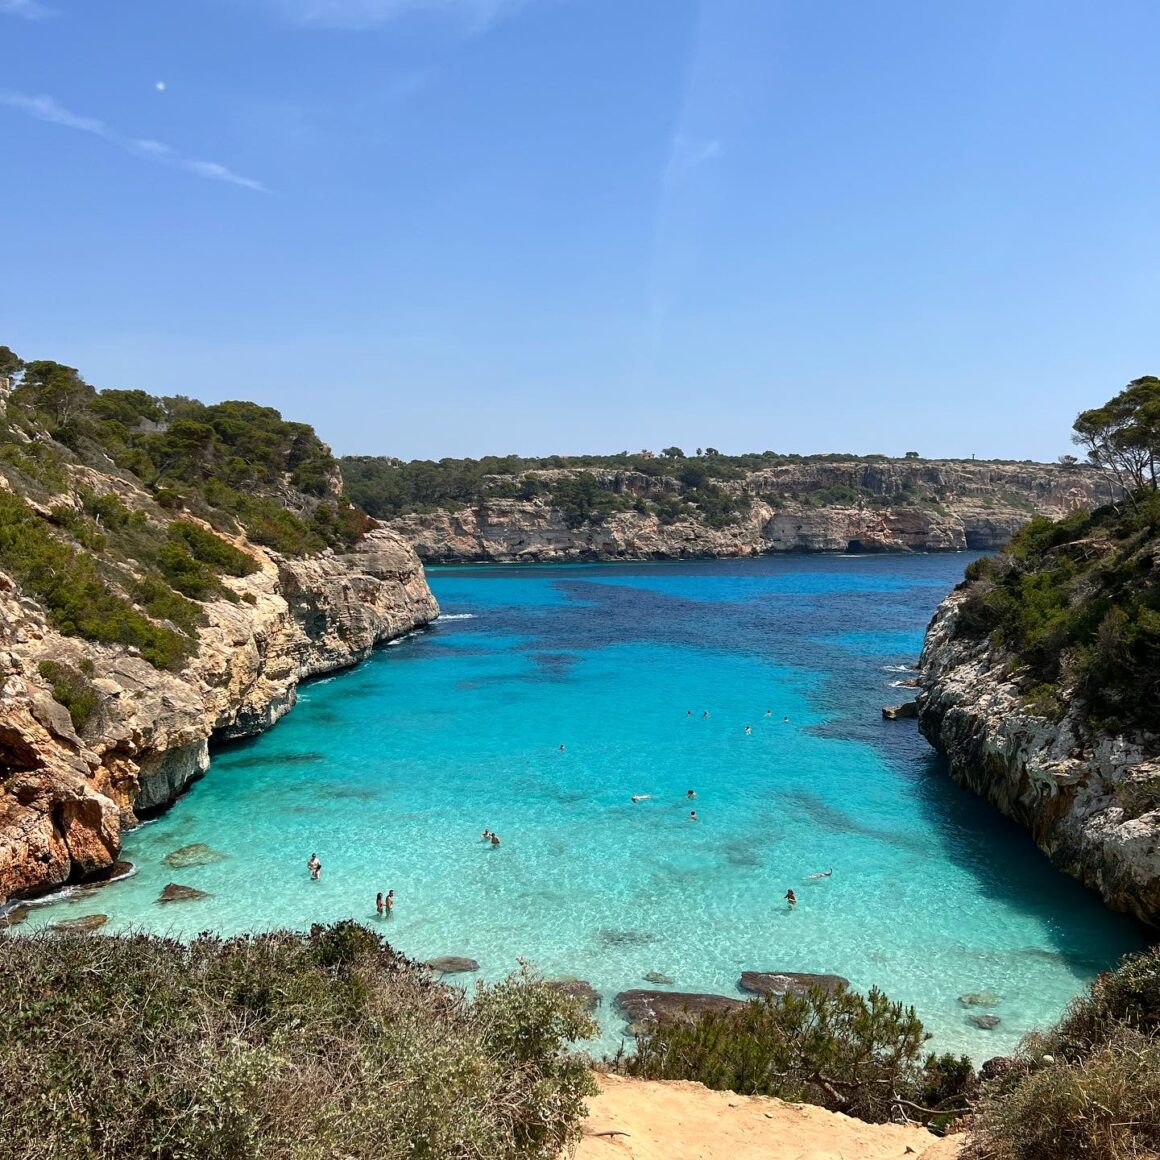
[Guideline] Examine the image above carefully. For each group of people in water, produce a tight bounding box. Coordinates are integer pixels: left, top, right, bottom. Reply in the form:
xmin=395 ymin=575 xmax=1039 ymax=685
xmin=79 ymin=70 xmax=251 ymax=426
xmin=480 ymin=829 xmax=502 ymax=847
xmin=306 ymin=853 xmax=397 ymax=918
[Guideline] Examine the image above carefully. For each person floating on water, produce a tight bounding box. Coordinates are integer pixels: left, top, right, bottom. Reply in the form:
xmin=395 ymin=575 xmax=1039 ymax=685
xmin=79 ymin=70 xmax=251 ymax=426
xmin=744 ymin=724 xmax=752 ymax=735
xmin=687 ymin=710 xmax=693 ymax=717
xmin=687 ymin=789 xmax=696 ymax=799
xmin=481 ymin=829 xmax=493 ymax=840
xmin=785 ymin=889 xmax=797 ymax=907
xmin=376 ymin=892 xmax=384 ymax=915
xmin=689 ymin=810 xmax=698 ymax=822
xmin=490 ymin=833 xmax=501 ymax=847
xmin=808 ymin=869 xmax=833 ymax=880
xmin=765 ymin=709 xmax=772 ymax=718
xmin=307 ymin=853 xmax=321 ymax=881
xmin=385 ymin=889 xmax=395 ymax=913
xmin=631 ymin=794 xmax=652 ymax=803
xmin=559 ymin=744 xmax=566 ymax=752
xmin=783 ymin=716 xmax=789 ymax=723
xmin=702 ymin=710 xmax=710 ymax=719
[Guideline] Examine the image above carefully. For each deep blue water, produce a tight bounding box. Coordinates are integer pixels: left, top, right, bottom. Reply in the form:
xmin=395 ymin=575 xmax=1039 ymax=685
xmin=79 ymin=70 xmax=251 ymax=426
xmin=25 ymin=554 xmax=1147 ymax=1059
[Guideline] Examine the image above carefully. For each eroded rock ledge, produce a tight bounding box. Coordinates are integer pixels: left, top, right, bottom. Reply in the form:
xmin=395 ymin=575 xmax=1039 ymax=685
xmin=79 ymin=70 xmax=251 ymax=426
xmin=916 ymin=589 xmax=1160 ymax=928
xmin=0 ymin=528 xmax=438 ymax=900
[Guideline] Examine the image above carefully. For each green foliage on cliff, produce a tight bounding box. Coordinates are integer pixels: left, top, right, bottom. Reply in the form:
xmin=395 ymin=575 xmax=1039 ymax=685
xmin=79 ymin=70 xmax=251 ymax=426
xmin=954 ymin=488 xmax=1160 ymax=731
xmin=968 ymin=947 xmax=1160 ymax=1160
xmin=36 ymin=659 xmax=100 ymax=732
xmin=0 ymin=921 xmax=596 ymax=1160
xmin=618 ymin=983 xmax=974 ymax=1127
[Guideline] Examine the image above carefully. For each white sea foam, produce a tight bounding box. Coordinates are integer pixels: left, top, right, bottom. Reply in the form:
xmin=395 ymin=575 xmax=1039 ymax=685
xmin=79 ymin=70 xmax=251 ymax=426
xmin=890 ymin=679 xmax=917 ymax=688
xmin=881 ymin=664 xmax=917 ymax=673
xmin=437 ymin=613 xmax=477 ymax=621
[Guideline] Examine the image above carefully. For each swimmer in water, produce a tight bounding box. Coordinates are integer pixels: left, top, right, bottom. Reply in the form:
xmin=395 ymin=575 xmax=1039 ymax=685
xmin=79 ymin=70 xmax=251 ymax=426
xmin=385 ymin=889 xmax=395 ymax=913
xmin=784 ymin=716 xmax=789 ymax=723
xmin=687 ymin=789 xmax=696 ymax=799
xmin=765 ymin=708 xmax=772 ymax=718
xmin=307 ymin=853 xmax=321 ymax=881
xmin=631 ymin=794 xmax=652 ymax=803
xmin=559 ymin=744 xmax=566 ymax=752
xmin=689 ymin=810 xmax=698 ymax=822
xmin=785 ymin=889 xmax=797 ymax=907
xmin=744 ymin=724 xmax=752 ymax=735
xmin=481 ymin=829 xmax=492 ymax=840
xmin=808 ymin=869 xmax=833 ymax=880
xmin=490 ymin=833 xmax=501 ymax=847
xmin=702 ymin=710 xmax=710 ymax=719
xmin=376 ymin=892 xmax=384 ymax=915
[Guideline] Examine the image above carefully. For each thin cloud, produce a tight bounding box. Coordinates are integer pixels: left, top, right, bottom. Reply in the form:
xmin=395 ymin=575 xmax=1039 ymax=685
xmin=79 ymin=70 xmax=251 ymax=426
xmin=264 ymin=0 xmax=529 ymax=32
xmin=0 ymin=91 xmax=267 ymax=192
xmin=0 ymin=0 xmax=50 ymax=18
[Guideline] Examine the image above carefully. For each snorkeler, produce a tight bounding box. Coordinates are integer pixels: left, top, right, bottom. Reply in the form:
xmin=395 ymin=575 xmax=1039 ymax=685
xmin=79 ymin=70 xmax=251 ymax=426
xmin=307 ymin=853 xmax=321 ymax=881
xmin=785 ymin=889 xmax=797 ymax=907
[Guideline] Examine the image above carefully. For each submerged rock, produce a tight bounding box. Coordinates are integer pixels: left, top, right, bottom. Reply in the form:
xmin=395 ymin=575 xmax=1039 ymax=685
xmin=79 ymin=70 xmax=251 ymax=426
xmin=162 ymin=843 xmax=228 ymax=869
xmin=157 ymin=883 xmax=211 ymax=904
xmin=48 ymin=913 xmax=108 ymax=933
xmin=547 ymin=977 xmax=602 ymax=1011
xmin=425 ymin=956 xmax=480 ymax=975
xmin=959 ymin=991 xmax=1001 ymax=1008
xmin=615 ymin=990 xmax=746 ymax=1031
xmin=738 ymin=971 xmax=849 ymax=998
xmin=597 ymin=928 xmax=661 ymax=947
xmin=969 ymin=1014 xmax=1002 ymax=1030
xmin=643 ymin=971 xmax=675 ymax=986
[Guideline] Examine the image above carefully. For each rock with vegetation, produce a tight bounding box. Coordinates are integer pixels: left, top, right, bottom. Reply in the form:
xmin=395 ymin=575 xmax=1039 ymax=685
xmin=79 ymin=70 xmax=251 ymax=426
xmin=917 ymin=379 xmax=1160 ymax=927
xmin=0 ymin=346 xmax=438 ymax=901
xmin=341 ymin=451 xmax=1111 ymax=563
xmin=0 ymin=921 xmax=596 ymax=1160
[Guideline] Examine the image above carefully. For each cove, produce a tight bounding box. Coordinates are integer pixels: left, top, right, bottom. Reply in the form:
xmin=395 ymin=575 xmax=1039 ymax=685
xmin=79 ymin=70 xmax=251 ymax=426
xmin=25 ymin=554 xmax=1147 ymax=1060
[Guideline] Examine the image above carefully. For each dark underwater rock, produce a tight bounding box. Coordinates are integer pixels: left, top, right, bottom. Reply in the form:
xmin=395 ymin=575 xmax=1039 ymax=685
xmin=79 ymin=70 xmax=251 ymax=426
xmin=157 ymin=883 xmax=211 ymax=904
xmin=615 ymin=989 xmax=746 ymax=1031
xmin=738 ymin=971 xmax=849 ymax=998
xmin=162 ymin=843 xmax=228 ymax=869
xmin=425 ymin=956 xmax=480 ymax=975
xmin=48 ymin=913 xmax=108 ymax=933
xmin=547 ymin=977 xmax=602 ymax=1011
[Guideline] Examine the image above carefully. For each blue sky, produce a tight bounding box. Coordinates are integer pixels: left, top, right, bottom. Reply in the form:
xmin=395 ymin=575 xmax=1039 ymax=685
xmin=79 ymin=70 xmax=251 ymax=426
xmin=2 ymin=0 xmax=1158 ymax=461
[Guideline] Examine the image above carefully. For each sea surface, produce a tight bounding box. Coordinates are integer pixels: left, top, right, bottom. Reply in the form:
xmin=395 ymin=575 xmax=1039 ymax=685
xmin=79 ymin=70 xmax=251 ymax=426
xmin=22 ymin=554 xmax=1148 ymax=1060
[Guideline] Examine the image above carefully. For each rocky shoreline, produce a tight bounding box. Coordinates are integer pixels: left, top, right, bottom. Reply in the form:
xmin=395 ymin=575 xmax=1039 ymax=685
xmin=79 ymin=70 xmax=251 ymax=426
xmin=916 ymin=589 xmax=1160 ymax=928
xmin=0 ymin=528 xmax=438 ymax=901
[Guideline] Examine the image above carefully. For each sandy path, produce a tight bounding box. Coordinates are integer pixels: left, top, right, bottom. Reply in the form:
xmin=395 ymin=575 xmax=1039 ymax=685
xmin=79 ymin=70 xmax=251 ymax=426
xmin=568 ymin=1074 xmax=964 ymax=1160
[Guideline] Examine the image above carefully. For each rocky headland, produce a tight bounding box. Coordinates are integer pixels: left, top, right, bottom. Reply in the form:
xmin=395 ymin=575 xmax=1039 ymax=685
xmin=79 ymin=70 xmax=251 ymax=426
xmin=381 ymin=460 xmax=1111 ymax=563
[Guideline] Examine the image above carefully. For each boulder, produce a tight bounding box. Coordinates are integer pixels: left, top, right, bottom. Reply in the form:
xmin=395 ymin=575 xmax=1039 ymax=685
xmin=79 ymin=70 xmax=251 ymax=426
xmin=157 ymin=882 xmax=211 ymax=904
xmin=643 ymin=971 xmax=675 ymax=985
xmin=882 ymin=701 xmax=918 ymax=720
xmin=739 ymin=971 xmax=849 ymax=998
xmin=615 ymin=989 xmax=746 ymax=1031
xmin=979 ymin=1056 xmax=1018 ymax=1083
xmin=162 ymin=843 xmax=228 ymax=869
xmin=969 ymin=1014 xmax=1001 ymax=1030
xmin=425 ymin=956 xmax=480 ymax=975
xmin=48 ymin=913 xmax=108 ymax=933
xmin=547 ymin=977 xmax=602 ymax=1012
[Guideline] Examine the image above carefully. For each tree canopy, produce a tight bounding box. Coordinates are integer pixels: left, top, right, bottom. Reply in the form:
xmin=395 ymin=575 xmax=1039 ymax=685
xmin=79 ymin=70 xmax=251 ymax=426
xmin=1073 ymin=376 xmax=1160 ymax=493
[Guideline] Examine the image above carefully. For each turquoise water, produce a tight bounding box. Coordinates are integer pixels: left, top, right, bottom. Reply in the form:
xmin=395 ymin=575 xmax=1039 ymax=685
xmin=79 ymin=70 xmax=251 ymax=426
xmin=24 ymin=555 xmax=1147 ymax=1059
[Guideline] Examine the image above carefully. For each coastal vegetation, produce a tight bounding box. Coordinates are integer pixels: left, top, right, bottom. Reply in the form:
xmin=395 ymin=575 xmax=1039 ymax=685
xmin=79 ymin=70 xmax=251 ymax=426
xmin=951 ymin=378 xmax=1160 ymax=730
xmin=0 ymin=922 xmax=596 ymax=1160
xmin=0 ymin=344 xmax=373 ymax=672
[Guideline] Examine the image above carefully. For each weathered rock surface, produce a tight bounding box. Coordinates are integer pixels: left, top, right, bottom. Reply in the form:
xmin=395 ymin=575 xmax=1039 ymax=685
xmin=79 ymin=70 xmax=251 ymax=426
xmin=642 ymin=971 xmax=675 ymax=985
xmin=738 ymin=971 xmax=850 ymax=998
xmin=0 ymin=521 xmax=438 ymax=900
xmin=388 ymin=461 xmax=1110 ymax=563
xmin=425 ymin=956 xmax=480 ymax=974
xmin=882 ymin=702 xmax=918 ymax=720
xmin=615 ymin=989 xmax=747 ymax=1030
xmin=547 ymin=977 xmax=603 ymax=1011
xmin=157 ymin=882 xmax=211 ymax=904
xmin=959 ymin=992 xmax=1001 ymax=1008
xmin=917 ymin=589 xmax=1160 ymax=927
xmin=968 ymin=1014 xmax=1001 ymax=1030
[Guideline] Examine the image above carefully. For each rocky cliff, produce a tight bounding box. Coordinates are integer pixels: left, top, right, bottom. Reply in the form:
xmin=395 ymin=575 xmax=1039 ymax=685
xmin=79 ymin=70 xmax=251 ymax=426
xmin=0 ymin=513 xmax=437 ymax=903
xmin=916 ymin=589 xmax=1160 ymax=928
xmin=386 ymin=460 xmax=1110 ymax=563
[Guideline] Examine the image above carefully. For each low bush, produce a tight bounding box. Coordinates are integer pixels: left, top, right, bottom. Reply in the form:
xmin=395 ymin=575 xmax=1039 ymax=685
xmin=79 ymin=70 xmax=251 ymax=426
xmin=618 ymin=983 xmax=973 ymax=1126
xmin=35 ymin=658 xmax=100 ymax=732
xmin=0 ymin=922 xmax=597 ymax=1160
xmin=967 ymin=947 xmax=1160 ymax=1160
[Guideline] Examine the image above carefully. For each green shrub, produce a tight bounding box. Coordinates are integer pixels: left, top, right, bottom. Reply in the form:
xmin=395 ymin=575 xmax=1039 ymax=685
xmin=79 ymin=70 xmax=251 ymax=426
xmin=0 ymin=922 xmax=596 ymax=1160
xmin=618 ymin=984 xmax=970 ymax=1125
xmin=969 ymin=948 xmax=1160 ymax=1160
xmin=169 ymin=520 xmax=259 ymax=577
xmin=35 ymin=658 xmax=100 ymax=732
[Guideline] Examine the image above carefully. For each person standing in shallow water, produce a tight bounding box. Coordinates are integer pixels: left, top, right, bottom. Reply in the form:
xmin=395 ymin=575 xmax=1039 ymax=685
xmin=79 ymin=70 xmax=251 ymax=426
xmin=376 ymin=892 xmax=384 ymax=915
xmin=385 ymin=889 xmax=395 ymax=914
xmin=307 ymin=853 xmax=321 ymax=881
xmin=785 ymin=889 xmax=797 ymax=908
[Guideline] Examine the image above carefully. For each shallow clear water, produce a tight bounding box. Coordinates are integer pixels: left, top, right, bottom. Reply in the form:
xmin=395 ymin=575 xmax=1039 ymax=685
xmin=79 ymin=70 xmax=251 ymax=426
xmin=24 ymin=555 xmax=1147 ymax=1060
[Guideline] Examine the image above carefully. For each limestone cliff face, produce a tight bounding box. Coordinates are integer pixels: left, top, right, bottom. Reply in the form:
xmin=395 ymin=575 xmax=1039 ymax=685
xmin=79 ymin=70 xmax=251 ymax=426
xmin=388 ymin=461 xmax=1110 ymax=563
xmin=0 ymin=529 xmax=438 ymax=900
xmin=917 ymin=590 xmax=1160 ymax=928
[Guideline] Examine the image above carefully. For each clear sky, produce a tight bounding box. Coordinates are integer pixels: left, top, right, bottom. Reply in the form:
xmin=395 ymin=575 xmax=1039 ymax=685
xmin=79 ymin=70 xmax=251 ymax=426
xmin=2 ymin=0 xmax=1158 ymax=461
